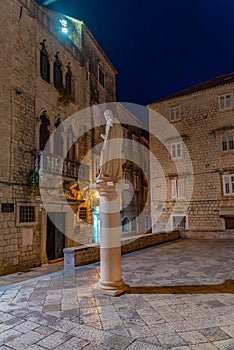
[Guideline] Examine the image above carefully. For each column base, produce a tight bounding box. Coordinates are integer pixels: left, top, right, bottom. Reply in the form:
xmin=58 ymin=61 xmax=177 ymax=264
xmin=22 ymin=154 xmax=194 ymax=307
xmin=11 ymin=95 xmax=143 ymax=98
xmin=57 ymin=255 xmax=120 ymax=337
xmin=95 ymin=279 xmax=130 ymax=296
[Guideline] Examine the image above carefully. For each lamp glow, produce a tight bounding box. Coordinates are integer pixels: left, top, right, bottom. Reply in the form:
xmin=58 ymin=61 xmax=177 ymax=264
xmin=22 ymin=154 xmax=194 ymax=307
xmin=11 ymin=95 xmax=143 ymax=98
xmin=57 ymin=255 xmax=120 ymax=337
xmin=59 ymin=19 xmax=68 ymax=34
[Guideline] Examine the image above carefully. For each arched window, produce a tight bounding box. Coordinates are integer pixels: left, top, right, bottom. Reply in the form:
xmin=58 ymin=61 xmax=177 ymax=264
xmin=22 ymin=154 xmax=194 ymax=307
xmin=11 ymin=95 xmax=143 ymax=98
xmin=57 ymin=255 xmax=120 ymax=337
xmin=40 ymin=40 xmax=50 ymax=83
xmin=54 ymin=53 xmax=63 ymax=89
xmin=122 ymin=217 xmax=131 ymax=233
xmin=39 ymin=112 xmax=50 ymax=151
xmin=65 ymin=64 xmax=72 ymax=95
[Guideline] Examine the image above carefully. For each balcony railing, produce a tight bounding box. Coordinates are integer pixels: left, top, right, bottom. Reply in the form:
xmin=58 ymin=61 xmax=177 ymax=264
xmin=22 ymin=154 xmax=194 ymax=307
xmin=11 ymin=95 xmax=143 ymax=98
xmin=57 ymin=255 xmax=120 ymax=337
xmin=34 ymin=151 xmax=89 ymax=181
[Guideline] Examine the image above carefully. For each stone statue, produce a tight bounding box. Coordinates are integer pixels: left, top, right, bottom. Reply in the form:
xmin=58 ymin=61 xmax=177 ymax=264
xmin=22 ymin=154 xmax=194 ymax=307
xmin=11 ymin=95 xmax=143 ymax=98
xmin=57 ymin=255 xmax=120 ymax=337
xmin=97 ymin=110 xmax=124 ymax=182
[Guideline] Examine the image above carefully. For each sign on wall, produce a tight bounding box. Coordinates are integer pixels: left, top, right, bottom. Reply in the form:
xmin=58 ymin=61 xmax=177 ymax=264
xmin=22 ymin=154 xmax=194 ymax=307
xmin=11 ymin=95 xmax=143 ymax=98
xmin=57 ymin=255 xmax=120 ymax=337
xmin=1 ymin=203 xmax=14 ymax=213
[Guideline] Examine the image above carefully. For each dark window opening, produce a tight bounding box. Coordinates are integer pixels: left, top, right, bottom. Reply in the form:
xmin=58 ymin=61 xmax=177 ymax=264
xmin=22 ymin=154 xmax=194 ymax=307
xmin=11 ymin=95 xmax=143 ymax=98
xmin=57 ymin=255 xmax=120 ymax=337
xmin=99 ymin=67 xmax=105 ymax=87
xmin=40 ymin=40 xmax=50 ymax=83
xmin=122 ymin=217 xmax=131 ymax=232
xmin=65 ymin=66 xmax=72 ymax=95
xmin=19 ymin=206 xmax=35 ymax=223
xmin=54 ymin=54 xmax=63 ymax=89
xmin=54 ymin=118 xmax=63 ymax=156
xmin=40 ymin=113 xmax=50 ymax=150
xmin=225 ymin=217 xmax=234 ymax=229
xmin=173 ymin=216 xmax=186 ymax=230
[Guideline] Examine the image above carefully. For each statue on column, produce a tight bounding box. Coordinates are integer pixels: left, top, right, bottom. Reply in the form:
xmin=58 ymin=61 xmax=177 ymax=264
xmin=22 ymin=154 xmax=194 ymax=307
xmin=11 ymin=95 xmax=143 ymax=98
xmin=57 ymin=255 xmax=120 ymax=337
xmin=97 ymin=110 xmax=124 ymax=183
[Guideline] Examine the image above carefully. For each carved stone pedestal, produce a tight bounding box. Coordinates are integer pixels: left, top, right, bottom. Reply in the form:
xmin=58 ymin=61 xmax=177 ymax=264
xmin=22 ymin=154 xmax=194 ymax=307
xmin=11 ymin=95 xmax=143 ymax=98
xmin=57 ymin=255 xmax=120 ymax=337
xmin=95 ymin=182 xmax=129 ymax=296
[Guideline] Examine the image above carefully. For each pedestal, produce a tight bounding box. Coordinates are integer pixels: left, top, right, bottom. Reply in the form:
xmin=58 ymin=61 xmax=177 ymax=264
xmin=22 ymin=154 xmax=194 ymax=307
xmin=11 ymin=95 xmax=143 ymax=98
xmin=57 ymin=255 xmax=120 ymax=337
xmin=95 ymin=182 xmax=129 ymax=296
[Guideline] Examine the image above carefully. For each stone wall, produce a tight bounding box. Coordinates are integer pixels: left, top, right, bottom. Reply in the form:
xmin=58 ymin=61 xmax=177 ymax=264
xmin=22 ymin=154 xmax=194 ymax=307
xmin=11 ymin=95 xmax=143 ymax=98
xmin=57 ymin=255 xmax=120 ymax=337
xmin=149 ymin=81 xmax=234 ymax=238
xmin=0 ymin=0 xmax=116 ymax=275
xmin=64 ymin=231 xmax=180 ymax=270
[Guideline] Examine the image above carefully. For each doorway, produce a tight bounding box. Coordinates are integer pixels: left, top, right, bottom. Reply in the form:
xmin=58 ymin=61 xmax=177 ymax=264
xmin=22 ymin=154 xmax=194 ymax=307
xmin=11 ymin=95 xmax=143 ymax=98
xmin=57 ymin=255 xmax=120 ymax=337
xmin=46 ymin=212 xmax=65 ymax=261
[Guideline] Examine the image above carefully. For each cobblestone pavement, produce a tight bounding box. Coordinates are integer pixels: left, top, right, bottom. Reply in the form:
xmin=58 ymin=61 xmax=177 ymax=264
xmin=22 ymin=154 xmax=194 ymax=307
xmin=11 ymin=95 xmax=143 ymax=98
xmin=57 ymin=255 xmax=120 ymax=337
xmin=1 ymin=239 xmax=234 ymax=349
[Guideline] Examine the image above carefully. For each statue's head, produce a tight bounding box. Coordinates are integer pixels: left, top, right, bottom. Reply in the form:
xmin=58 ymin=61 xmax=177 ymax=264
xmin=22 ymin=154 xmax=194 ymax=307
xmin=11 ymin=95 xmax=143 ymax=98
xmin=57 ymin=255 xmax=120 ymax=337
xmin=104 ymin=109 xmax=113 ymax=121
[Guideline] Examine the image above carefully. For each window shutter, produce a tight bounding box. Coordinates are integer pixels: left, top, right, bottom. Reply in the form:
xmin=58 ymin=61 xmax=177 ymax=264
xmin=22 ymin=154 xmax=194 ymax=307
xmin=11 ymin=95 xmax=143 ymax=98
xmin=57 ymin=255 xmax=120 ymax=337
xmin=226 ymin=95 xmax=231 ymax=108
xmin=228 ymin=134 xmax=234 ymax=151
xmin=177 ymin=143 xmax=182 ymax=158
xmin=171 ymin=144 xmax=176 ymax=158
xmin=219 ymin=96 xmax=225 ymax=110
xmin=221 ymin=135 xmax=228 ymax=151
xmin=223 ymin=176 xmax=230 ymax=195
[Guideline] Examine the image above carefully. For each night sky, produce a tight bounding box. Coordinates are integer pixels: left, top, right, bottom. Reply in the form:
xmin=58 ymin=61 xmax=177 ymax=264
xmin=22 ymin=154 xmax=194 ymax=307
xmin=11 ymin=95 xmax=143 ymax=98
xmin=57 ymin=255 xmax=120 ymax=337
xmin=37 ymin=0 xmax=234 ymax=106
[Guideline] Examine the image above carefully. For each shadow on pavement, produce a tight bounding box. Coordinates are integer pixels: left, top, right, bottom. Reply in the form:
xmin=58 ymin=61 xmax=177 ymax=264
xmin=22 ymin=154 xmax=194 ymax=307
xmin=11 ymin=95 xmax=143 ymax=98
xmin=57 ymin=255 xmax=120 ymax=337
xmin=127 ymin=279 xmax=234 ymax=294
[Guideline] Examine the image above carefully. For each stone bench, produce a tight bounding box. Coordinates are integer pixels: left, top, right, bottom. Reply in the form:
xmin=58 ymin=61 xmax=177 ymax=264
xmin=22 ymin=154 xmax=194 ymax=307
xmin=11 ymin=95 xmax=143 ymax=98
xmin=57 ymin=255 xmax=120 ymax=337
xmin=64 ymin=230 xmax=180 ymax=271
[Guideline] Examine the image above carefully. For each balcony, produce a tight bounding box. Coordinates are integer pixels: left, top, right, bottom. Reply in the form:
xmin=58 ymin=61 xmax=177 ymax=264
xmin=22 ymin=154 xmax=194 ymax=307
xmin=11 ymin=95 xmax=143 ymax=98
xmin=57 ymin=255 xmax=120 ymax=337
xmin=34 ymin=151 xmax=89 ymax=181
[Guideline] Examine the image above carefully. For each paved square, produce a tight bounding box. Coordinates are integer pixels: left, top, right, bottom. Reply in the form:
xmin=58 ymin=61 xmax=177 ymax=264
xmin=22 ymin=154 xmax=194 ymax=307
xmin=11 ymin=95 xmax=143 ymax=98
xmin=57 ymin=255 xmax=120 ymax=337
xmin=0 ymin=239 xmax=234 ymax=349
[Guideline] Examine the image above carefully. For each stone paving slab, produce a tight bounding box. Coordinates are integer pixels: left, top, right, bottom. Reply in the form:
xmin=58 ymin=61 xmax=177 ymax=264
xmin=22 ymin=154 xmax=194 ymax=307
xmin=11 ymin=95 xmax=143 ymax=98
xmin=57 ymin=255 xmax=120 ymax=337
xmin=0 ymin=239 xmax=234 ymax=349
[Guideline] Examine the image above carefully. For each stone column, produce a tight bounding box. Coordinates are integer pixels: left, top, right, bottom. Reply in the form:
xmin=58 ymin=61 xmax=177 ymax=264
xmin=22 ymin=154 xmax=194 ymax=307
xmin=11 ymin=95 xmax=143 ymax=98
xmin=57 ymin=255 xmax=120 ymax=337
xmin=96 ymin=182 xmax=129 ymax=296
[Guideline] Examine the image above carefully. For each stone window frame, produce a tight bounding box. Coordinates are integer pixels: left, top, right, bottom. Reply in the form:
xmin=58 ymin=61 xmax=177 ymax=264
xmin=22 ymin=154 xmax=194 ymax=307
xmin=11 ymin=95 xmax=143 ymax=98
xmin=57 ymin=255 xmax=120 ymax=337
xmin=170 ymin=105 xmax=181 ymax=122
xmin=40 ymin=39 xmax=50 ymax=83
xmin=16 ymin=203 xmax=38 ymax=227
xmin=222 ymin=174 xmax=234 ymax=196
xmin=171 ymin=214 xmax=188 ymax=230
xmin=218 ymin=93 xmax=233 ymax=111
xmin=170 ymin=142 xmax=183 ymax=159
xmin=221 ymin=133 xmax=234 ymax=152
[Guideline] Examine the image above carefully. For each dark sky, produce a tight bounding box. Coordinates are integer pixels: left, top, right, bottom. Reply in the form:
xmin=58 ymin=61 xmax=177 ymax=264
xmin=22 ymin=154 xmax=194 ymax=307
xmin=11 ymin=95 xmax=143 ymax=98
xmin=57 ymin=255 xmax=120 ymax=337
xmin=37 ymin=0 xmax=234 ymax=106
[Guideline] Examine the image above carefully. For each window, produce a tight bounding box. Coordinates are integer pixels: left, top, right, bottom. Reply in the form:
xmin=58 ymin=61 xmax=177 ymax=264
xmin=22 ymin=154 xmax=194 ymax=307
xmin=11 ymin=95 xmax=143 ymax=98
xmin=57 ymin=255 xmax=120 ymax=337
xmin=171 ymin=178 xmax=186 ymax=199
xmin=219 ymin=93 xmax=233 ymax=111
xmin=124 ymin=171 xmax=130 ymax=182
xmin=39 ymin=113 xmax=50 ymax=150
xmin=171 ymin=142 xmax=182 ymax=159
xmin=134 ymin=174 xmax=140 ymax=190
xmin=40 ymin=40 xmax=50 ymax=83
xmin=222 ymin=174 xmax=234 ymax=196
xmin=79 ymin=207 xmax=87 ymax=220
xmin=98 ymin=67 xmax=105 ymax=87
xmin=172 ymin=215 xmax=187 ymax=230
xmin=225 ymin=217 xmax=234 ymax=230
xmin=65 ymin=65 xmax=72 ymax=95
xmin=221 ymin=134 xmax=234 ymax=152
xmin=170 ymin=106 xmax=181 ymax=122
xmin=19 ymin=206 xmax=35 ymax=223
xmin=122 ymin=217 xmax=131 ymax=232
xmin=54 ymin=53 xmax=63 ymax=89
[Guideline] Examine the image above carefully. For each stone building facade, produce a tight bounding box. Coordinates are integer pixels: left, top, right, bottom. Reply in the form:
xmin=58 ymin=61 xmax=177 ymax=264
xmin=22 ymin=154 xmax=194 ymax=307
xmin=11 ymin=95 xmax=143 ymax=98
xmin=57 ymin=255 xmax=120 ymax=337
xmin=0 ymin=0 xmax=149 ymax=275
xmin=0 ymin=0 xmax=117 ymax=275
xmin=149 ymin=73 xmax=234 ymax=238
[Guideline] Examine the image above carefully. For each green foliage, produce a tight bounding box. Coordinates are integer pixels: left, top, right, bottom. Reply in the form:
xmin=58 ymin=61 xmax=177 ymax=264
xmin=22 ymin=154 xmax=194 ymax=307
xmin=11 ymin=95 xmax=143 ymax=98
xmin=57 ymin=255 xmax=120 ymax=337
xmin=29 ymin=171 xmax=40 ymax=194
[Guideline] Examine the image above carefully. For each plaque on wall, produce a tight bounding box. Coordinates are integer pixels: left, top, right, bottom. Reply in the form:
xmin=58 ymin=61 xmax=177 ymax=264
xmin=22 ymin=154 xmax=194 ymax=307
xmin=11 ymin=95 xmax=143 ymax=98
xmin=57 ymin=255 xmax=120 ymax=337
xmin=1 ymin=203 xmax=14 ymax=213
